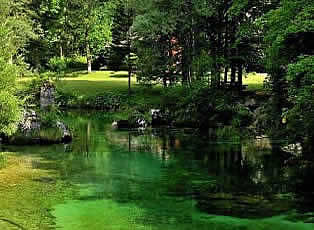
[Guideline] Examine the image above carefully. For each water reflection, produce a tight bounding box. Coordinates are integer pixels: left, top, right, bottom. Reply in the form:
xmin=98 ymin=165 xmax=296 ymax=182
xmin=1 ymin=110 xmax=314 ymax=229
xmin=61 ymin=111 xmax=314 ymax=219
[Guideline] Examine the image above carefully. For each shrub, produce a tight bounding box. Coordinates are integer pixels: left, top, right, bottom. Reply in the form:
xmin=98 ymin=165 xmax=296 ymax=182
xmin=232 ymin=103 xmax=253 ymax=127
xmin=0 ymin=91 xmax=22 ymax=135
xmin=216 ymin=126 xmax=241 ymax=142
xmin=66 ymin=56 xmax=87 ymax=70
xmin=85 ymin=92 xmax=124 ymax=110
xmin=55 ymin=88 xmax=78 ymax=107
xmin=48 ymin=57 xmax=67 ymax=73
xmin=38 ymin=106 xmax=61 ymax=128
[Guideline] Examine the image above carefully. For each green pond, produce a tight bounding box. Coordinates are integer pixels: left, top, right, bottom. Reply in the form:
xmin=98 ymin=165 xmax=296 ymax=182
xmin=1 ymin=111 xmax=314 ymax=230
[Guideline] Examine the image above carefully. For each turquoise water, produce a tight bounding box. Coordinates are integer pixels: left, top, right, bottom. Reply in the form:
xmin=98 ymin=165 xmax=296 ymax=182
xmin=1 ymin=111 xmax=314 ymax=229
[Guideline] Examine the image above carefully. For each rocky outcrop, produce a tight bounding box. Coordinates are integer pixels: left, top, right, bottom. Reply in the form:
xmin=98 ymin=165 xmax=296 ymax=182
xmin=151 ymin=109 xmax=171 ymax=126
xmin=19 ymin=110 xmax=41 ymax=134
xmin=7 ymin=110 xmax=72 ymax=145
xmin=56 ymin=121 xmax=72 ymax=143
xmin=112 ymin=119 xmax=148 ymax=130
xmin=40 ymin=81 xmax=55 ymax=109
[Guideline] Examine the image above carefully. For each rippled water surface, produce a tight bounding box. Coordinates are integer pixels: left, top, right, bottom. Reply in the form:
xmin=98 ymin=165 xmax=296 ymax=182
xmin=1 ymin=111 xmax=314 ymax=230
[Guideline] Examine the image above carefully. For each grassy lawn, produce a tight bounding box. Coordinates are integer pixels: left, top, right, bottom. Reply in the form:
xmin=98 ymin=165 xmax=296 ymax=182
xmin=56 ymin=70 xmax=164 ymax=106
xmin=56 ymin=71 xmax=136 ymax=96
xmin=243 ymin=72 xmax=267 ymax=92
xmin=18 ymin=70 xmax=267 ymax=108
xmin=55 ymin=71 xmax=267 ymax=96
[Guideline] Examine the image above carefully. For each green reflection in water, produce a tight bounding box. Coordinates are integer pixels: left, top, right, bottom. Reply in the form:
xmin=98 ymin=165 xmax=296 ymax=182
xmin=53 ymin=199 xmax=314 ymax=230
xmin=1 ymin=110 xmax=314 ymax=230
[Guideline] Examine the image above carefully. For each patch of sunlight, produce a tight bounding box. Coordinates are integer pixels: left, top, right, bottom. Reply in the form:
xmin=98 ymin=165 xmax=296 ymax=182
xmin=52 ymin=199 xmax=154 ymax=230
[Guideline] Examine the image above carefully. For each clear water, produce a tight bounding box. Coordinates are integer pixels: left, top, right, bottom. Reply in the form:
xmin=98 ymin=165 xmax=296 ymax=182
xmin=1 ymin=111 xmax=314 ymax=230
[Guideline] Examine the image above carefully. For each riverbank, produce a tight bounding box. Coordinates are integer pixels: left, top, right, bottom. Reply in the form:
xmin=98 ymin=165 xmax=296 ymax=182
xmin=17 ymin=71 xmax=269 ymax=134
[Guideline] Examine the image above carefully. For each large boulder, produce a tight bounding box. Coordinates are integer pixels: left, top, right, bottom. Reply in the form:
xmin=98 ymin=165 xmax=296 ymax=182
xmin=40 ymin=81 xmax=55 ymax=109
xmin=56 ymin=121 xmax=72 ymax=143
xmin=19 ymin=109 xmax=41 ymax=134
xmin=151 ymin=109 xmax=170 ymax=126
xmin=112 ymin=119 xmax=148 ymax=130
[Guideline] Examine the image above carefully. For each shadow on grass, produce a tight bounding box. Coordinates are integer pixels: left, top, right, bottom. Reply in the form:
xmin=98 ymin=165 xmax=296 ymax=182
xmin=57 ymin=79 xmax=164 ymax=106
xmin=110 ymin=73 xmax=128 ymax=78
xmin=57 ymin=80 xmax=132 ymax=95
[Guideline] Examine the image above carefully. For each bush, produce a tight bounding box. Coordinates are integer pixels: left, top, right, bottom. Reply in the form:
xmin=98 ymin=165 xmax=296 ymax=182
xmin=85 ymin=92 xmax=125 ymax=110
xmin=38 ymin=106 xmax=61 ymax=128
xmin=216 ymin=126 xmax=241 ymax=142
xmin=66 ymin=56 xmax=87 ymax=70
xmin=48 ymin=56 xmax=87 ymax=73
xmin=55 ymin=88 xmax=78 ymax=107
xmin=0 ymin=91 xmax=22 ymax=135
xmin=48 ymin=57 xmax=67 ymax=73
xmin=232 ymin=104 xmax=253 ymax=127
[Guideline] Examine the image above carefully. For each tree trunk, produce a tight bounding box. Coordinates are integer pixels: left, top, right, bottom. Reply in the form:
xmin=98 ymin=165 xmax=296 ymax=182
xmin=128 ymin=63 xmax=131 ymax=95
xmin=86 ymin=42 xmax=92 ymax=73
xmin=231 ymin=65 xmax=236 ymax=85
xmin=238 ymin=64 xmax=243 ymax=89
xmin=224 ymin=67 xmax=228 ymax=84
xmin=60 ymin=45 xmax=63 ymax=59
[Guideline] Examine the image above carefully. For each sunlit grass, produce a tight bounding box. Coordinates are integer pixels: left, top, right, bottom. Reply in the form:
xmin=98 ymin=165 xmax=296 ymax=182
xmin=56 ymin=71 xmax=136 ymax=97
xmin=243 ymin=72 xmax=267 ymax=91
xmin=17 ymin=71 xmax=268 ymax=109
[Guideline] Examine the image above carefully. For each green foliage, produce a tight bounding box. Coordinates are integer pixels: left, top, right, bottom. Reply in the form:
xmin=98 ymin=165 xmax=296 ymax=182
xmin=55 ymin=88 xmax=79 ymax=108
xmin=39 ymin=107 xmax=62 ymax=128
xmin=86 ymin=92 xmax=124 ymax=111
xmin=0 ymin=91 xmax=22 ymax=135
xmin=0 ymin=58 xmax=18 ymax=92
xmin=262 ymin=0 xmax=314 ymax=145
xmin=285 ymin=56 xmax=314 ymax=145
xmin=127 ymin=107 xmax=151 ymax=125
xmin=108 ymin=0 xmax=133 ymax=70
xmin=48 ymin=56 xmax=87 ymax=72
xmin=216 ymin=126 xmax=241 ymax=142
xmin=232 ymin=104 xmax=253 ymax=128
xmin=66 ymin=56 xmax=87 ymax=70
xmin=20 ymin=75 xmax=56 ymax=106
xmin=0 ymin=0 xmax=33 ymax=135
xmin=48 ymin=57 xmax=67 ymax=73
xmin=192 ymin=51 xmax=213 ymax=79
